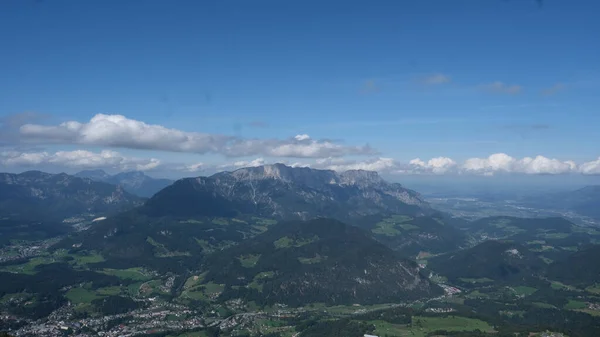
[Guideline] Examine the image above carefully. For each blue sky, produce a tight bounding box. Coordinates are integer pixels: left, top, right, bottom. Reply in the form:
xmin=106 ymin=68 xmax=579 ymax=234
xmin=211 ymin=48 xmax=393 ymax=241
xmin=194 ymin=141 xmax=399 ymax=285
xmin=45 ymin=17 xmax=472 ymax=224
xmin=1 ymin=0 xmax=599 ymax=179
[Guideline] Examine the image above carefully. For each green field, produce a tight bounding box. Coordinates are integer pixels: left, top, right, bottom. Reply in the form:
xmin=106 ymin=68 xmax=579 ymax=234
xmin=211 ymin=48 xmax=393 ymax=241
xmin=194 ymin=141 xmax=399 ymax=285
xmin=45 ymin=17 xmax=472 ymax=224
xmin=101 ymin=267 xmax=151 ymax=281
xmin=565 ymin=300 xmax=587 ymax=310
xmin=513 ymin=286 xmax=538 ymax=296
xmin=459 ymin=277 xmax=494 ymax=284
xmin=238 ymin=254 xmax=261 ymax=267
xmin=65 ymin=287 xmax=100 ymax=304
xmin=298 ymin=254 xmax=326 ymax=264
xmin=273 ymin=235 xmax=318 ymax=249
xmin=586 ymin=284 xmax=600 ymax=294
xmin=372 ymin=221 xmax=401 ymax=236
xmin=371 ymin=315 xmax=494 ymax=337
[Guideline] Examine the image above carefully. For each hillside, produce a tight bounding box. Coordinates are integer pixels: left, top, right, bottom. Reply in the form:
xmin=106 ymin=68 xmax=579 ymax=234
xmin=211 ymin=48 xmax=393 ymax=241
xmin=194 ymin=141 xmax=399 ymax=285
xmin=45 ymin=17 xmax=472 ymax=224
xmin=76 ymin=169 xmax=173 ymax=197
xmin=200 ymin=218 xmax=442 ymax=306
xmin=353 ymin=213 xmax=469 ymax=257
xmin=463 ymin=216 xmax=600 ymax=261
xmin=143 ymin=164 xmax=430 ymax=222
xmin=523 ymin=185 xmax=600 ymax=220
xmin=427 ymin=240 xmax=546 ymax=285
xmin=547 ymin=244 xmax=600 ymax=287
xmin=0 ymin=171 xmax=141 ymax=221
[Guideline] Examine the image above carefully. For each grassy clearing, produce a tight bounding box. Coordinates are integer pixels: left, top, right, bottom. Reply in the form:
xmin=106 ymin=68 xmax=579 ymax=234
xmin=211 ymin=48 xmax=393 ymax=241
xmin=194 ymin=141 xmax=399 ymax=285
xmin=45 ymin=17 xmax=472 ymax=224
xmin=273 ymin=235 xmax=318 ymax=249
xmin=298 ymin=254 xmax=326 ymax=264
xmin=565 ymin=300 xmax=587 ymax=310
xmin=372 ymin=221 xmax=401 ymax=236
xmin=65 ymin=287 xmax=100 ymax=304
xmin=399 ymin=223 xmax=419 ymax=231
xmin=551 ymin=281 xmax=579 ymax=291
xmin=203 ymin=282 xmax=225 ymax=295
xmin=586 ymin=284 xmax=600 ymax=294
xmin=180 ymin=219 xmax=203 ymax=224
xmin=70 ymin=252 xmax=105 ymax=265
xmin=459 ymin=277 xmax=494 ymax=284
xmin=1 ymin=256 xmax=52 ymax=274
xmin=184 ymin=273 xmax=207 ymax=290
xmin=532 ymin=302 xmax=556 ymax=309
xmin=211 ymin=218 xmax=229 ymax=226
xmin=274 ymin=236 xmax=293 ymax=248
xmin=96 ymin=286 xmax=122 ymax=296
xmin=513 ymin=286 xmax=538 ymax=296
xmin=538 ymin=232 xmax=570 ymax=239
xmin=371 ymin=315 xmax=494 ymax=337
xmin=238 ymin=254 xmax=261 ymax=268
xmin=147 ymin=237 xmax=190 ymax=257
xmin=101 ymin=267 xmax=151 ymax=281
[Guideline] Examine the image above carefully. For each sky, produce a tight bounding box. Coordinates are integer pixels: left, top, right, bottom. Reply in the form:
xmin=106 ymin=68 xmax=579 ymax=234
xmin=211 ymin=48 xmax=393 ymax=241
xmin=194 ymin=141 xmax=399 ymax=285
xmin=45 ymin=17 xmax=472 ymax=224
xmin=1 ymin=0 xmax=600 ymax=181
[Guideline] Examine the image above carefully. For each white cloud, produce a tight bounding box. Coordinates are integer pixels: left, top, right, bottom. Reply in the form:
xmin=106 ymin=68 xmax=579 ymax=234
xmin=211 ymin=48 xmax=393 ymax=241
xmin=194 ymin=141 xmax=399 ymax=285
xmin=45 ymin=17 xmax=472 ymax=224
xmin=0 ymin=149 xmax=160 ymax=171
xmin=20 ymin=114 xmax=375 ymax=158
xmin=3 ymin=148 xmax=600 ymax=177
xmin=409 ymin=157 xmax=457 ymax=174
xmin=294 ymin=134 xmax=311 ymax=141
xmin=420 ymin=73 xmax=451 ymax=85
xmin=315 ymin=157 xmax=397 ymax=172
xmin=480 ymin=81 xmax=522 ymax=95
xmin=180 ymin=162 xmax=205 ymax=173
xmin=579 ymin=157 xmax=600 ymax=175
xmin=462 ymin=153 xmax=577 ymax=175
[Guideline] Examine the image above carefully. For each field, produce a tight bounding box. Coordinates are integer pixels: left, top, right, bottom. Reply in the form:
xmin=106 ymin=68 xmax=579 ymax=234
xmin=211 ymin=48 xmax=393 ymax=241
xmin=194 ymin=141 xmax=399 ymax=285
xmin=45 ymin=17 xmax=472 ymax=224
xmin=371 ymin=315 xmax=494 ymax=337
xmin=101 ymin=267 xmax=152 ymax=281
xmin=65 ymin=287 xmax=100 ymax=304
xmin=513 ymin=286 xmax=538 ymax=296
xmin=371 ymin=216 xmax=413 ymax=237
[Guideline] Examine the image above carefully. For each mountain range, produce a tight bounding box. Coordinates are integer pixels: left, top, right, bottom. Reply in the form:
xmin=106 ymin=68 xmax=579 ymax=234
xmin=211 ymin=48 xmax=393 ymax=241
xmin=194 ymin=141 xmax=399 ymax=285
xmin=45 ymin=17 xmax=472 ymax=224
xmin=143 ymin=163 xmax=430 ymax=221
xmin=75 ymin=169 xmax=173 ymax=197
xmin=522 ymin=185 xmax=600 ymax=220
xmin=0 ymin=171 xmax=141 ymax=221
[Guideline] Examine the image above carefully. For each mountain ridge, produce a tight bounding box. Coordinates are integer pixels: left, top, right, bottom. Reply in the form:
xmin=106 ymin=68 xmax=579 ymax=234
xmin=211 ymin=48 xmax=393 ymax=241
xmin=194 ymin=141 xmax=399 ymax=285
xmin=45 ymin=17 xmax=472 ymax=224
xmin=75 ymin=169 xmax=173 ymax=197
xmin=0 ymin=170 xmax=142 ymax=222
xmin=144 ymin=164 xmax=430 ymax=222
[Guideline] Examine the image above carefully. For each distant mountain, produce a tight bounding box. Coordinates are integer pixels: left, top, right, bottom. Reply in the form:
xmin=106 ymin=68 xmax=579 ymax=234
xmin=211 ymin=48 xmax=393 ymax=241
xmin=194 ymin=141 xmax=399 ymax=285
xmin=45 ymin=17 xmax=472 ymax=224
xmin=202 ymin=218 xmax=442 ymax=306
xmin=0 ymin=171 xmax=142 ymax=222
xmin=547 ymin=244 xmax=600 ymax=287
xmin=523 ymin=185 xmax=600 ymax=219
xmin=76 ymin=170 xmax=173 ymax=197
xmin=143 ymin=164 xmax=430 ymax=221
xmin=427 ymin=240 xmax=546 ymax=285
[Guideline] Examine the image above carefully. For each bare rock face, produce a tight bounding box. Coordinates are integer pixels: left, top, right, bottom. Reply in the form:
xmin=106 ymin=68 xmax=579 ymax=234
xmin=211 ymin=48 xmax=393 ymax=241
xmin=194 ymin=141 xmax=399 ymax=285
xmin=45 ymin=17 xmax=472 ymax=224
xmin=145 ymin=164 xmax=430 ymax=220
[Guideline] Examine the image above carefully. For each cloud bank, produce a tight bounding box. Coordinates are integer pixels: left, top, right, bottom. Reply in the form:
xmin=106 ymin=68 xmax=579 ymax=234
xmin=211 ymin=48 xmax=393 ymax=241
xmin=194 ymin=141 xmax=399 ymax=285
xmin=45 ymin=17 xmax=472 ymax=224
xmin=19 ymin=114 xmax=375 ymax=158
xmin=0 ymin=149 xmax=160 ymax=171
xmin=2 ymin=149 xmax=599 ymax=176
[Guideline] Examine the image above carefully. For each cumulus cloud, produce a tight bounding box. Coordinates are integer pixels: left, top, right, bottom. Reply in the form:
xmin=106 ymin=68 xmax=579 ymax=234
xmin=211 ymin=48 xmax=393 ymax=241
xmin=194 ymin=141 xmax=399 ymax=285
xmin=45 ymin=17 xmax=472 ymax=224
xmin=409 ymin=157 xmax=457 ymax=174
xmin=19 ymin=114 xmax=375 ymax=158
xmin=0 ymin=149 xmax=160 ymax=171
xmin=420 ymin=73 xmax=451 ymax=85
xmin=462 ymin=153 xmax=577 ymax=175
xmin=480 ymin=81 xmax=522 ymax=95
xmin=579 ymin=157 xmax=600 ymax=175
xmin=314 ymin=157 xmax=398 ymax=172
